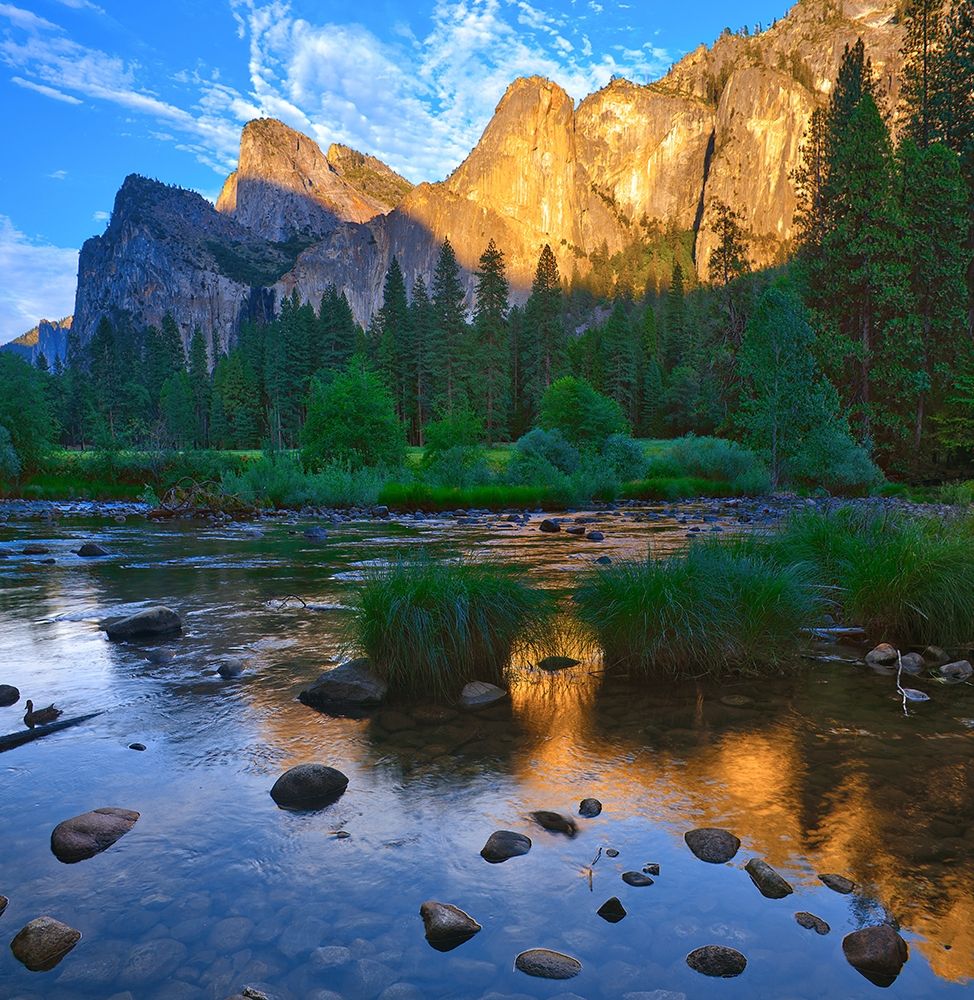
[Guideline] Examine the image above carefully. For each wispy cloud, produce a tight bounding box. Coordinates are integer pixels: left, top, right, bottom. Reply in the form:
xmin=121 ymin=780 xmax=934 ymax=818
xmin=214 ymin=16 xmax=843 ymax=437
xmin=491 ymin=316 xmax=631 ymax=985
xmin=48 ymin=168 xmax=68 ymax=179
xmin=92 ymin=209 xmax=109 ymax=221
xmin=2 ymin=0 xmax=669 ymax=184
xmin=0 ymin=216 xmax=78 ymax=344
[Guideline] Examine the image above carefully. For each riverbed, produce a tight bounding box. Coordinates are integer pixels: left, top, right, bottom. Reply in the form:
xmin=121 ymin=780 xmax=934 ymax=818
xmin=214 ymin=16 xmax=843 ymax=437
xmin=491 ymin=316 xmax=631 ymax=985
xmin=0 ymin=505 xmax=971 ymax=999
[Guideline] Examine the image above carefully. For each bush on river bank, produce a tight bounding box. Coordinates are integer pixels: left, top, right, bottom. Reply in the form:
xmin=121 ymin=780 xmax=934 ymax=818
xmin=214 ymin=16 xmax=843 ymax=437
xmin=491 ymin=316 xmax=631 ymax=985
xmin=346 ymin=559 xmax=557 ymax=699
xmin=573 ymin=540 xmax=825 ymax=678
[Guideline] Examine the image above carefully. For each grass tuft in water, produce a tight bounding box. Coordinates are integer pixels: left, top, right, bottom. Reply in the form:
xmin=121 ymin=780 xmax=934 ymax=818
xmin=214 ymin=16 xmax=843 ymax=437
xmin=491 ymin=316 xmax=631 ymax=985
xmin=346 ymin=558 xmax=557 ymax=699
xmin=770 ymin=509 xmax=974 ymax=646
xmin=573 ymin=540 xmax=825 ymax=678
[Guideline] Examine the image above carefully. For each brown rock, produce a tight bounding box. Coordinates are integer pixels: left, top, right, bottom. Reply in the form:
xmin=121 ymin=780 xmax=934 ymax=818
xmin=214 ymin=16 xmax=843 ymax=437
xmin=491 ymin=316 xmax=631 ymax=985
xmin=515 ymin=948 xmax=581 ymax=979
xmin=684 ymin=827 xmax=740 ymax=863
xmin=51 ymin=807 xmax=140 ymax=863
xmin=842 ymin=925 xmax=908 ymax=986
xmin=686 ymin=945 xmax=747 ymax=978
xmin=795 ymin=911 xmax=830 ymax=935
xmin=419 ymin=901 xmax=481 ymax=951
xmin=10 ymin=916 xmax=82 ymax=971
xmin=745 ymin=858 xmax=793 ymax=899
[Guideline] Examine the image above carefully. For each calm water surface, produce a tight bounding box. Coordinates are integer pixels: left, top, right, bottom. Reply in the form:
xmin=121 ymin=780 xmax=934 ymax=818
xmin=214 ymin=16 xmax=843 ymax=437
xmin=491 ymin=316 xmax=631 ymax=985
xmin=0 ymin=505 xmax=972 ymax=1000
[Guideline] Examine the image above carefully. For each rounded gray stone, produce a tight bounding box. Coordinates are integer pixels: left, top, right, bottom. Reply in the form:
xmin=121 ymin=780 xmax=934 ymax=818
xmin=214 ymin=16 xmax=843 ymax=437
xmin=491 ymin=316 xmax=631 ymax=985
xmin=515 ymin=948 xmax=581 ymax=980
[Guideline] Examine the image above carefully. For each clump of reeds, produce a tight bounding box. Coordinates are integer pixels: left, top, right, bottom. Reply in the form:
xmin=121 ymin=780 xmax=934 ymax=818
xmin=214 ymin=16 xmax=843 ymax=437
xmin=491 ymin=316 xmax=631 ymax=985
xmin=345 ymin=557 xmax=557 ymax=698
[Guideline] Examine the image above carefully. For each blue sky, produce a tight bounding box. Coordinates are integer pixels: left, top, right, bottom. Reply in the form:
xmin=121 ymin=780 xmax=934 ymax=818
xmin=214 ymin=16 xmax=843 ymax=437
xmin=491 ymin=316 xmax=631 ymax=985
xmin=0 ymin=0 xmax=789 ymax=342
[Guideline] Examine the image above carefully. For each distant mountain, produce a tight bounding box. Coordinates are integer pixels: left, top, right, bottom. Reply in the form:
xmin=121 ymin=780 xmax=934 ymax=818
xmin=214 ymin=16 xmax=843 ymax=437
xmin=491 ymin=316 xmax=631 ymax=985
xmin=70 ymin=0 xmax=905 ymax=359
xmin=2 ymin=316 xmax=72 ymax=366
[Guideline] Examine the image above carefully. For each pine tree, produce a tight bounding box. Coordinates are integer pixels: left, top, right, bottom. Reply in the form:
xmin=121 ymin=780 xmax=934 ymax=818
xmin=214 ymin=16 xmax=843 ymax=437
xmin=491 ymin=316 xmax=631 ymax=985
xmin=602 ymin=299 xmax=638 ymax=422
xmin=472 ymin=239 xmax=511 ymax=440
xmin=659 ymin=262 xmax=685 ymax=373
xmin=408 ymin=276 xmax=434 ymax=443
xmin=188 ymin=328 xmax=210 ymax=447
xmin=901 ymin=0 xmax=944 ymax=149
xmin=707 ymin=199 xmax=752 ymax=344
xmin=160 ymin=371 xmax=196 ymax=448
xmin=377 ymin=258 xmax=410 ymax=419
xmin=521 ymin=244 xmax=564 ymax=422
xmin=430 ymin=239 xmax=467 ymax=413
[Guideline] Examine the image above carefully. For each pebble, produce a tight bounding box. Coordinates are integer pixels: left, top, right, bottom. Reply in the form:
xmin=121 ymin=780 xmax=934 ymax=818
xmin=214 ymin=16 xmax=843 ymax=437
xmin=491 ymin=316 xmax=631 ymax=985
xmin=514 ymin=949 xmax=581 ymax=980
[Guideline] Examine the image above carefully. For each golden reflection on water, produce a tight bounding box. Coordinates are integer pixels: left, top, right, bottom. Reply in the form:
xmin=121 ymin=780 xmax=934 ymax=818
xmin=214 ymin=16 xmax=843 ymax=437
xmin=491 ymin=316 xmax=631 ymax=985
xmin=503 ymin=665 xmax=974 ymax=983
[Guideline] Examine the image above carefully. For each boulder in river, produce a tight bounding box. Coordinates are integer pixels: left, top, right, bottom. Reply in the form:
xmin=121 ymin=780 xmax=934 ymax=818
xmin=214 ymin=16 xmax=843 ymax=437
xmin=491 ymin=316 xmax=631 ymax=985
xmin=818 ymin=873 xmax=857 ymax=895
xmin=458 ymin=681 xmax=508 ymax=710
xmin=76 ymin=543 xmax=109 ymax=557
xmin=842 ymin=925 xmax=908 ymax=986
xmin=597 ymin=897 xmax=626 ymax=922
xmin=0 ymin=684 xmax=20 ymax=706
xmin=898 ymin=652 xmax=924 ymax=675
xmin=299 ymin=659 xmax=387 ymax=711
xmin=419 ymin=901 xmax=481 ymax=951
xmin=586 ymin=530 xmax=604 ymax=542
xmin=684 ymin=828 xmax=740 ymax=864
xmin=105 ymin=607 xmax=181 ymax=641
xmin=795 ymin=912 xmax=830 ymax=935
xmin=21 ymin=544 xmax=50 ymax=555
xmin=538 ymin=519 xmax=561 ymax=533
xmin=10 ymin=916 xmax=82 ymax=971
xmin=270 ymin=764 xmax=349 ymax=810
xmin=217 ymin=659 xmax=245 ymax=679
xmin=865 ymin=643 xmax=898 ymax=667
xmin=578 ymin=797 xmax=602 ymax=818
xmin=939 ymin=659 xmax=973 ymax=683
xmin=515 ymin=948 xmax=581 ymax=979
xmin=622 ymin=871 xmax=654 ymax=887
xmin=481 ymin=830 xmax=532 ymax=863
xmin=529 ymin=810 xmax=577 ymax=836
xmin=51 ymin=807 xmax=140 ymax=863
xmin=686 ymin=945 xmax=747 ymax=978
xmin=744 ymin=858 xmax=793 ymax=899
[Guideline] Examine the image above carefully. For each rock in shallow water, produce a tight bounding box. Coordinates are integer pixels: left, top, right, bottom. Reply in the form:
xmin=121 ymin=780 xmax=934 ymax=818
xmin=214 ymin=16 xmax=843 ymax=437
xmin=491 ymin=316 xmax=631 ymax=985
xmin=865 ymin=643 xmax=898 ymax=668
xmin=686 ymin=945 xmax=747 ymax=978
xmin=515 ymin=949 xmax=581 ymax=979
xmin=744 ymin=858 xmax=793 ymax=899
xmin=622 ymin=871 xmax=654 ymax=887
xmin=529 ymin=810 xmax=577 ymax=836
xmin=538 ymin=519 xmax=561 ymax=533
xmin=578 ymin=797 xmax=602 ymax=818
xmin=939 ymin=659 xmax=973 ymax=683
xmin=459 ymin=681 xmax=508 ymax=710
xmin=818 ymin=873 xmax=857 ymax=894
xmin=105 ymin=606 xmax=181 ymax=640
xmin=10 ymin=916 xmax=82 ymax=971
xmin=0 ymin=895 xmax=7 ymax=916
xmin=795 ymin=911 xmax=830 ymax=935
xmin=0 ymin=683 xmax=20 ymax=706
xmin=76 ymin=542 xmax=109 ymax=557
xmin=419 ymin=901 xmax=481 ymax=951
xmin=597 ymin=897 xmax=626 ymax=923
xmin=51 ymin=807 xmax=140 ymax=863
xmin=270 ymin=764 xmax=348 ymax=810
xmin=480 ymin=830 xmax=532 ymax=863
xmin=299 ymin=659 xmax=387 ymax=710
xmin=898 ymin=652 xmax=925 ymax=675
xmin=684 ymin=828 xmax=740 ymax=864
xmin=842 ymin=925 xmax=908 ymax=986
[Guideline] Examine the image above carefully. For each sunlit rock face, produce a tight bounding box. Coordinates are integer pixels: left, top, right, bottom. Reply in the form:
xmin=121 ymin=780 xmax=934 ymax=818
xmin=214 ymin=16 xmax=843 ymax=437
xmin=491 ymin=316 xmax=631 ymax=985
xmin=216 ymin=118 xmax=411 ymax=241
xmin=72 ymin=0 xmax=906 ymax=340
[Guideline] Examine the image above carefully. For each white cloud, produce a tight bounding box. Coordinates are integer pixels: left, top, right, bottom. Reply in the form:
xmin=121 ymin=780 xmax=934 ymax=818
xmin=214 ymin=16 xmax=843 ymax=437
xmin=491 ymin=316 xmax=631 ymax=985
xmin=0 ymin=4 xmax=57 ymax=32
xmin=0 ymin=216 xmax=78 ymax=344
xmin=48 ymin=168 xmax=68 ymax=179
xmin=92 ymin=209 xmax=109 ymax=220
xmin=53 ymin=0 xmax=106 ymax=12
xmin=11 ymin=74 xmax=82 ymax=103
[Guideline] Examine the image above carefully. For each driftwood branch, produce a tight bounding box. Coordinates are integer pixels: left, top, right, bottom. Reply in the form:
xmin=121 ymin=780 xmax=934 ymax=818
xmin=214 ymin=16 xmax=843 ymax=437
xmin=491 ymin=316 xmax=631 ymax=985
xmin=0 ymin=712 xmax=104 ymax=753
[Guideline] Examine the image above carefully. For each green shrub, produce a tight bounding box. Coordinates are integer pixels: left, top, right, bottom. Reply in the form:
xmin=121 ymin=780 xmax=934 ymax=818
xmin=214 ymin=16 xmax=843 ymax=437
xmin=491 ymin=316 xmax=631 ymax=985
xmin=771 ymin=509 xmax=974 ymax=645
xmin=346 ymin=558 xmax=556 ymax=698
xmin=222 ymin=455 xmax=383 ymax=508
xmin=421 ymin=445 xmax=493 ymax=489
xmin=574 ymin=540 xmax=824 ymax=677
xmin=601 ymin=434 xmax=649 ymax=480
xmin=423 ymin=406 xmax=484 ymax=453
xmin=301 ymin=357 xmax=405 ymax=471
xmin=0 ymin=426 xmax=21 ymax=483
xmin=511 ymin=427 xmax=579 ymax=474
xmin=653 ymin=435 xmax=771 ymax=494
xmin=539 ymin=376 xmax=628 ymax=447
xmin=620 ymin=476 xmax=734 ymax=500
xmin=785 ymin=426 xmax=882 ymax=495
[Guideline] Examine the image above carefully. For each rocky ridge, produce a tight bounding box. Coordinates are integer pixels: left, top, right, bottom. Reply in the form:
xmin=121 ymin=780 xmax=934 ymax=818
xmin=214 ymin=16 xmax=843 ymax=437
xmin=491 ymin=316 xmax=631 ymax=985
xmin=69 ymin=0 xmax=904 ymax=351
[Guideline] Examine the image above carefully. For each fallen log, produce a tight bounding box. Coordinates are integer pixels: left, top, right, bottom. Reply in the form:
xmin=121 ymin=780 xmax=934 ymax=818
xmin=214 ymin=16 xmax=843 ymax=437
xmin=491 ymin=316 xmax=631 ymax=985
xmin=0 ymin=712 xmax=104 ymax=753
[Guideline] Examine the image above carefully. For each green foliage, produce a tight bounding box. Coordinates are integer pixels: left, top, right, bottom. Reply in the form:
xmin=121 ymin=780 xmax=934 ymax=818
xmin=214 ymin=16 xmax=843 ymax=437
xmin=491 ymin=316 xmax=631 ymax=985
xmin=420 ymin=446 xmax=493 ymax=489
xmin=0 ymin=425 xmax=21 ymax=483
xmin=574 ymin=540 xmax=824 ymax=677
xmin=301 ymin=357 xmax=405 ymax=471
xmin=423 ymin=406 xmax=484 ymax=455
xmin=769 ymin=509 xmax=974 ymax=645
xmin=651 ymin=435 xmax=771 ymax=495
xmin=377 ymin=481 xmax=559 ymax=511
xmin=0 ymin=352 xmax=55 ymax=471
xmin=539 ymin=376 xmax=628 ymax=448
xmin=600 ymin=434 xmax=649 ymax=480
xmin=509 ymin=427 xmax=579 ymax=475
xmin=221 ymin=454 xmax=383 ymax=508
xmin=345 ymin=558 xmax=557 ymax=698
xmin=785 ymin=425 xmax=882 ymax=494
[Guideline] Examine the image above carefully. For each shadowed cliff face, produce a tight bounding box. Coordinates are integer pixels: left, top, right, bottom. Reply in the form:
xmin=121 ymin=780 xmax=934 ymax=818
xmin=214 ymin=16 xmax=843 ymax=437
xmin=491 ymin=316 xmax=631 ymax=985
xmin=2 ymin=317 xmax=72 ymax=366
xmin=71 ymin=0 xmax=904 ymax=343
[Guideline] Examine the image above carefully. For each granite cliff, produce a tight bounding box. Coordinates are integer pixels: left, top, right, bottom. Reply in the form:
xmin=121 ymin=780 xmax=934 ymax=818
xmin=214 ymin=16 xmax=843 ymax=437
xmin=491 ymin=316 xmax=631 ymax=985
xmin=70 ymin=0 xmax=905 ymax=352
xmin=2 ymin=317 xmax=72 ymax=366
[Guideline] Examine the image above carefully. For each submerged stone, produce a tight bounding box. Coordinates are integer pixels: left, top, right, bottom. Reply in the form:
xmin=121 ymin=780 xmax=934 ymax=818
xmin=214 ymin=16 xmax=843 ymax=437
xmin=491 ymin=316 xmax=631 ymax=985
xmin=744 ymin=858 xmax=793 ymax=899
xmin=684 ymin=828 xmax=740 ymax=864
xmin=299 ymin=659 xmax=387 ymax=710
xmin=578 ymin=797 xmax=602 ymax=818
xmin=818 ymin=872 xmax=857 ymax=894
xmin=51 ymin=807 xmax=140 ymax=863
xmin=105 ymin=606 xmax=181 ymax=640
xmin=0 ymin=684 xmax=20 ymax=706
xmin=597 ymin=897 xmax=626 ymax=923
xmin=481 ymin=830 xmax=531 ymax=863
xmin=842 ymin=925 xmax=908 ymax=986
xmin=419 ymin=901 xmax=481 ymax=951
xmin=10 ymin=916 xmax=81 ymax=971
xmin=515 ymin=948 xmax=581 ymax=979
xmin=795 ymin=911 xmax=830 ymax=935
xmin=270 ymin=764 xmax=348 ymax=810
xmin=529 ymin=810 xmax=577 ymax=836
xmin=76 ymin=542 xmax=109 ymax=557
xmin=622 ymin=871 xmax=654 ymax=887
xmin=686 ymin=945 xmax=747 ymax=978
xmin=939 ymin=660 xmax=973 ymax=683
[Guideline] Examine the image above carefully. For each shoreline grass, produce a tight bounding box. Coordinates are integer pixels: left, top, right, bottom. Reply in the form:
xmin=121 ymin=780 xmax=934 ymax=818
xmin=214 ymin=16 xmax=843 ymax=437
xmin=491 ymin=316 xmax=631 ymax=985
xmin=345 ymin=558 xmax=557 ymax=699
xmin=573 ymin=540 xmax=825 ymax=678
